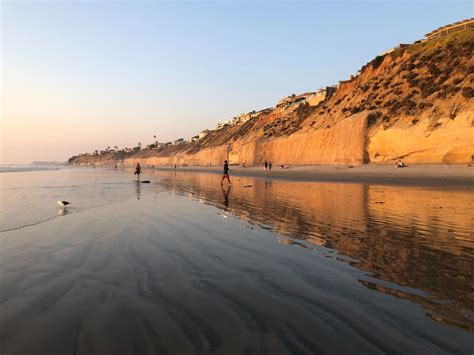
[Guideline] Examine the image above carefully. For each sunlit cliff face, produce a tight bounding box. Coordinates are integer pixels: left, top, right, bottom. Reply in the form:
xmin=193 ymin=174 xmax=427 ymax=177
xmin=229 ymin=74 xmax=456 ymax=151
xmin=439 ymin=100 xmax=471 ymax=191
xmin=143 ymin=170 xmax=474 ymax=331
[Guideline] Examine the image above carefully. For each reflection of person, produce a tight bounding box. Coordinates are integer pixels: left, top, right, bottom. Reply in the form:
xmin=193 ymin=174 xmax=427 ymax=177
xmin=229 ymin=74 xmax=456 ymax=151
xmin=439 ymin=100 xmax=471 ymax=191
xmin=134 ymin=163 xmax=141 ymax=179
xmin=221 ymin=160 xmax=232 ymax=185
xmin=58 ymin=207 xmax=69 ymax=216
xmin=221 ymin=184 xmax=231 ymax=209
xmin=135 ymin=180 xmax=141 ymax=199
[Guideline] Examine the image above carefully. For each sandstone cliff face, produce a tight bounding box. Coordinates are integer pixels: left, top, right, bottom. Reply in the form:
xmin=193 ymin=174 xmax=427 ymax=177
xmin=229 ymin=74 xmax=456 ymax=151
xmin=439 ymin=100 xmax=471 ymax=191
xmin=369 ymin=111 xmax=473 ymax=163
xmin=70 ymin=28 xmax=474 ymax=167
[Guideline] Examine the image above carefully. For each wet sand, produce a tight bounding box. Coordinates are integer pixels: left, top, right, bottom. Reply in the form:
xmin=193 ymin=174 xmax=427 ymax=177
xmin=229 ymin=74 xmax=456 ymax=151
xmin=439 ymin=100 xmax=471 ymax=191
xmin=1 ymin=168 xmax=473 ymax=354
xmin=145 ymin=164 xmax=474 ymax=187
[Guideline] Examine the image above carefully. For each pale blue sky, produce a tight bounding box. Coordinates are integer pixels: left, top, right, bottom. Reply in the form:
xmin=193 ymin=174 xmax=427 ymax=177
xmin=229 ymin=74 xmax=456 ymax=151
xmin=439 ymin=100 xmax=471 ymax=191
xmin=1 ymin=0 xmax=472 ymax=163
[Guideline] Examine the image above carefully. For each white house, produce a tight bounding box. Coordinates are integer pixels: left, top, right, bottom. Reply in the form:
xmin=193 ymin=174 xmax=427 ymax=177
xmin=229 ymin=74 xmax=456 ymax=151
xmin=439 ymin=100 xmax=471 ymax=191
xmin=199 ymin=130 xmax=210 ymax=139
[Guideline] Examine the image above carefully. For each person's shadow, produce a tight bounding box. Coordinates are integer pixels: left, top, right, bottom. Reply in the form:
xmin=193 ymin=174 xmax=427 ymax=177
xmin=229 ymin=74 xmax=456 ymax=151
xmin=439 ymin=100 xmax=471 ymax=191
xmin=221 ymin=185 xmax=231 ymax=209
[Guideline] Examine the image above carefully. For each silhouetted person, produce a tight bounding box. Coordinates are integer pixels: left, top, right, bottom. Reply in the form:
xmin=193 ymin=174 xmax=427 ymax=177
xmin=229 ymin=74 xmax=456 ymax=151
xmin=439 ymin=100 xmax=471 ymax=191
xmin=134 ymin=163 xmax=141 ymax=179
xmin=268 ymin=161 xmax=272 ymax=171
xmin=264 ymin=161 xmax=268 ymax=170
xmin=221 ymin=160 xmax=232 ymax=185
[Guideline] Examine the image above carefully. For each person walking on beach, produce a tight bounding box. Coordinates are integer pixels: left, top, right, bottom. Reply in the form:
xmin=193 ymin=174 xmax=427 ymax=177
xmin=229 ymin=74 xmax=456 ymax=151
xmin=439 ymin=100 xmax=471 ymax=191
xmin=134 ymin=163 xmax=141 ymax=179
xmin=268 ymin=161 xmax=272 ymax=171
xmin=264 ymin=161 xmax=268 ymax=170
xmin=221 ymin=160 xmax=232 ymax=185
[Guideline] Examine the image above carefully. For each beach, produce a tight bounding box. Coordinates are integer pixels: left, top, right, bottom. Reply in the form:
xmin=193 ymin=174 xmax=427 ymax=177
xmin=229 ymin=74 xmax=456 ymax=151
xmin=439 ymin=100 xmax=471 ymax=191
xmin=0 ymin=167 xmax=473 ymax=354
xmin=3 ymin=2 xmax=473 ymax=353
xmin=141 ymin=164 xmax=474 ymax=187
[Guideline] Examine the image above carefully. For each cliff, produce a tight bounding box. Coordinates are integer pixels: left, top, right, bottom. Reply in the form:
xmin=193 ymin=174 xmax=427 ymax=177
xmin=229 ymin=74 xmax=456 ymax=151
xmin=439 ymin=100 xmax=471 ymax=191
xmin=69 ymin=27 xmax=474 ymax=167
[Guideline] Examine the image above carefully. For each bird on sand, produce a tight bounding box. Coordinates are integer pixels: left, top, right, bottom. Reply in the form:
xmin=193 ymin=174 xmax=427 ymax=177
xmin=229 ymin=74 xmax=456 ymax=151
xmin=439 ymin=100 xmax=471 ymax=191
xmin=57 ymin=200 xmax=71 ymax=206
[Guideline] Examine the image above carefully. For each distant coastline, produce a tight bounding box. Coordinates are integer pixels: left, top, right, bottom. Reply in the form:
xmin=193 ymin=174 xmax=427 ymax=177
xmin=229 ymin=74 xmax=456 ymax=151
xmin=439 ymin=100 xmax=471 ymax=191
xmin=30 ymin=161 xmax=67 ymax=167
xmin=0 ymin=165 xmax=62 ymax=173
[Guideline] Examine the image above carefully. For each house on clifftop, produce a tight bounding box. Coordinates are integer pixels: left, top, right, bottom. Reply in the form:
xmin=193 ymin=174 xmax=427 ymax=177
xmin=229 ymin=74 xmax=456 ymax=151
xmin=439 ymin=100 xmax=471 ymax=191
xmin=199 ymin=130 xmax=210 ymax=139
xmin=276 ymin=88 xmax=336 ymax=111
xmin=425 ymin=18 xmax=474 ymax=39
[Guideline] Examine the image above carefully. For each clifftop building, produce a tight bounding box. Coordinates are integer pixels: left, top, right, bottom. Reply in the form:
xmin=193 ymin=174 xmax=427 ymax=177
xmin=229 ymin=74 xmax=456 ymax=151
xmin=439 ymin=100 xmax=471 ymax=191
xmin=230 ymin=108 xmax=272 ymax=126
xmin=199 ymin=130 xmax=210 ymax=139
xmin=379 ymin=18 xmax=473 ymax=59
xmin=425 ymin=18 xmax=474 ymax=39
xmin=216 ymin=120 xmax=231 ymax=130
xmin=276 ymin=88 xmax=336 ymax=110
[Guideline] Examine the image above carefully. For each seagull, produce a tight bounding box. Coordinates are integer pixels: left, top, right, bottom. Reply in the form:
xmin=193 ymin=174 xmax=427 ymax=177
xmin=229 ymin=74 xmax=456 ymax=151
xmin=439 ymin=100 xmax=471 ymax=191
xmin=57 ymin=200 xmax=71 ymax=207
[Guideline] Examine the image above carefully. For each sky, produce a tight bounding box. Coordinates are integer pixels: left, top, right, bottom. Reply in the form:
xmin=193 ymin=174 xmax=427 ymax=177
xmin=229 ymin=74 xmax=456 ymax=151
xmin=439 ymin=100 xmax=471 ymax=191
xmin=1 ymin=0 xmax=472 ymax=164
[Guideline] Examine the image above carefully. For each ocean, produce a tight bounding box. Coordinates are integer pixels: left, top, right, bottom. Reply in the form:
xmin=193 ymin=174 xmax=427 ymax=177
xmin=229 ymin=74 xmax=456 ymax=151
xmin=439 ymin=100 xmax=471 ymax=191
xmin=0 ymin=166 xmax=473 ymax=354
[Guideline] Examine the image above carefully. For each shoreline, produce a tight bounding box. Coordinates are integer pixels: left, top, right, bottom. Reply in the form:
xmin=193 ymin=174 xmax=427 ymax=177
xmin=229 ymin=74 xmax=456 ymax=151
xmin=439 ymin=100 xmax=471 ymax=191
xmin=139 ymin=164 xmax=474 ymax=188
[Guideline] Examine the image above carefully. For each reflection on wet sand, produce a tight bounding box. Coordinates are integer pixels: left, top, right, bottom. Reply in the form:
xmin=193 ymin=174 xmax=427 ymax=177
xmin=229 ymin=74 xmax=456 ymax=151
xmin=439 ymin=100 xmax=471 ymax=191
xmin=57 ymin=207 xmax=70 ymax=216
xmin=150 ymin=170 xmax=474 ymax=331
xmin=135 ymin=180 xmax=142 ymax=199
xmin=221 ymin=185 xmax=231 ymax=209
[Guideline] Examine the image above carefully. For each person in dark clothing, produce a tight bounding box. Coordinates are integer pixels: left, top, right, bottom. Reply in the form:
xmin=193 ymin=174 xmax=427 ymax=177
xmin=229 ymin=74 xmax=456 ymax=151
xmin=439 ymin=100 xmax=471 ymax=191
xmin=221 ymin=160 xmax=232 ymax=185
xmin=268 ymin=161 xmax=272 ymax=171
xmin=134 ymin=163 xmax=141 ymax=179
xmin=264 ymin=161 xmax=268 ymax=170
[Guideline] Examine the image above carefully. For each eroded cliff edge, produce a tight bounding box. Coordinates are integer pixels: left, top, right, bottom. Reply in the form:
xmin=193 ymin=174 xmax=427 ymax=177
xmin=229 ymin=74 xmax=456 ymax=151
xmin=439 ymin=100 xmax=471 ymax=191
xmin=70 ymin=28 xmax=474 ymax=167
